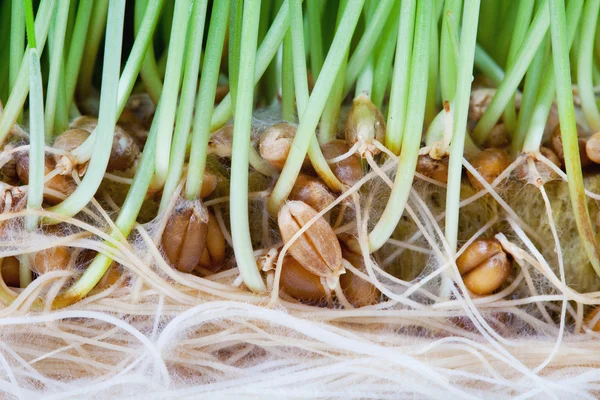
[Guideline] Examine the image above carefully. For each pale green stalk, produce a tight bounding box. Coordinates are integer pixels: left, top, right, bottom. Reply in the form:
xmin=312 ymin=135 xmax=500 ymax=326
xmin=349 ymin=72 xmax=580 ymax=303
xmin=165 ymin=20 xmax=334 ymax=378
xmin=135 ymin=0 xmax=163 ymax=104
xmin=44 ymin=0 xmax=70 ymax=141
xmin=64 ymin=0 xmax=94 ymax=110
xmin=48 ymin=0 xmax=125 ymax=219
xmin=267 ymin=0 xmax=364 ymax=214
xmin=473 ymin=45 xmax=504 ymax=85
xmin=547 ymin=0 xmax=600 ymax=278
xmin=9 ymin=0 xmax=24 ymax=93
xmin=230 ymin=0 xmax=267 ymax=293
xmin=0 ymin=0 xmax=54 ymax=146
xmin=368 ymin=0 xmax=432 ymax=251
xmin=307 ymin=0 xmax=323 ymax=79
xmin=159 ymin=0 xmax=209 ymax=212
xmin=439 ymin=0 xmax=462 ymax=103
xmin=471 ymin=1 xmax=549 ymax=146
xmin=445 ymin=0 xmax=481 ymax=258
xmin=577 ymin=0 xmax=600 ymax=132
xmin=281 ymin=30 xmax=296 ymax=121
xmin=153 ymin=0 xmax=193 ymax=190
xmin=425 ymin=8 xmax=440 ymax=126
xmin=185 ymin=0 xmax=230 ymax=200
xmin=210 ymin=1 xmax=290 ymax=131
xmin=384 ymin=0 xmax=416 ymax=155
xmin=77 ymin=0 xmax=109 ymax=99
xmin=521 ymin=0 xmax=583 ymax=152
xmin=371 ymin=1 xmax=400 ymax=109
xmin=502 ymin=0 xmax=534 ymax=133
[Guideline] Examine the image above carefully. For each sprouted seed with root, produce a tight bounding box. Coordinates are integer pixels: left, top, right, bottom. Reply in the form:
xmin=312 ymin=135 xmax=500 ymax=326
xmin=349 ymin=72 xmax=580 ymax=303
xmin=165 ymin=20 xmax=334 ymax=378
xmin=3 ymin=0 xmax=600 ymax=397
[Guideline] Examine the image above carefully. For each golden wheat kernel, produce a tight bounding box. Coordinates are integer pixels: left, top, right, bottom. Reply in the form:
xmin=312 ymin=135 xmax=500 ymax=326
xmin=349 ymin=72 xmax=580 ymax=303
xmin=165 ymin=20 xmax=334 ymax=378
xmin=289 ymin=174 xmax=335 ymax=213
xmin=199 ymin=171 xmax=218 ymax=199
xmin=416 ymin=155 xmax=449 ymax=183
xmin=321 ymin=139 xmax=362 ymax=186
xmin=16 ymin=153 xmax=74 ymax=205
xmin=585 ymin=132 xmax=600 ymax=164
xmin=484 ymin=123 xmax=509 ymax=148
xmin=457 ymin=239 xmax=510 ymax=295
xmin=340 ymin=247 xmax=381 ymax=307
xmin=279 ymin=256 xmax=330 ymax=304
xmin=585 ymin=307 xmax=600 ymax=332
xmin=53 ymin=128 xmax=90 ymax=152
xmin=259 ymin=122 xmax=298 ymax=170
xmin=162 ymin=200 xmax=209 ymax=273
xmin=197 ymin=211 xmax=226 ymax=271
xmin=1 ymin=256 xmax=20 ymax=287
xmin=278 ymin=201 xmax=342 ymax=278
xmin=467 ymin=148 xmax=510 ymax=189
xmin=33 ymin=247 xmax=71 ymax=275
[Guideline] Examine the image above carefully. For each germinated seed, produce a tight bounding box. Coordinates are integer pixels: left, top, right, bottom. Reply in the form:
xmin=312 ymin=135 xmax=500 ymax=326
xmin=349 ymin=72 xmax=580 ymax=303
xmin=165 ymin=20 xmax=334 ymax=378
xmin=289 ymin=174 xmax=335 ymax=213
xmin=456 ymin=238 xmax=511 ymax=295
xmin=1 ymin=256 xmax=20 ymax=287
xmin=344 ymin=95 xmax=386 ymax=156
xmin=279 ymin=255 xmax=330 ymax=304
xmin=197 ymin=210 xmax=226 ymax=271
xmin=162 ymin=200 xmax=209 ymax=273
xmin=278 ymin=201 xmax=342 ymax=278
xmin=416 ymin=155 xmax=449 ymax=183
xmin=33 ymin=247 xmax=71 ymax=275
xmin=340 ymin=247 xmax=381 ymax=307
xmin=467 ymin=148 xmax=510 ymax=189
xmin=321 ymin=140 xmax=362 ymax=187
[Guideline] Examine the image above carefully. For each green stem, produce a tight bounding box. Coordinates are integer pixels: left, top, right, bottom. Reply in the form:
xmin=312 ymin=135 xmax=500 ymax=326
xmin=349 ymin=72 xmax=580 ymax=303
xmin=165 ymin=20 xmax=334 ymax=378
xmin=473 ymin=45 xmax=505 ymax=86
xmin=23 ymin=0 xmax=36 ymax=48
xmin=281 ymin=30 xmax=296 ymax=121
xmin=267 ymin=0 xmax=364 ymax=214
xmin=287 ymin=0 xmax=342 ymax=192
xmin=258 ymin=0 xmax=276 ymax=105
xmin=23 ymin=48 xmax=45 ymax=288
xmin=44 ymin=0 xmax=70 ymax=141
xmin=159 ymin=0 xmax=209 ymax=212
xmin=230 ymin=0 xmax=267 ymax=293
xmin=210 ymin=1 xmax=290 ymax=130
xmin=47 ymin=0 xmax=125 ymax=219
xmin=134 ymin=0 xmax=163 ymax=104
xmin=153 ymin=0 xmax=192 ymax=190
xmin=0 ymin=0 xmax=54 ymax=146
xmin=307 ymin=0 xmax=323 ymax=79
xmin=54 ymin=57 xmax=69 ymax=133
xmin=342 ymin=0 xmax=395 ymax=98
xmin=318 ymin=0 xmax=349 ymax=144
xmin=384 ymin=0 xmax=416 ymax=155
xmin=9 ymin=0 xmax=24 ymax=93
xmin=521 ymin=0 xmax=582 ymax=152
xmin=77 ymin=0 xmax=109 ymax=100
xmin=185 ymin=0 xmax=230 ymax=201
xmin=577 ymin=0 xmax=600 ymax=132
xmin=511 ymin=33 xmax=549 ymax=154
xmin=445 ymin=0 xmax=481 ymax=256
xmin=501 ymin=0 xmax=534 ymax=134
xmin=471 ymin=1 xmax=549 ymax=146
xmin=368 ymin=0 xmax=432 ymax=252
xmin=547 ymin=0 xmax=600 ymax=278
xmin=64 ymin=0 xmax=93 ymax=111
xmin=228 ymin=0 xmax=243 ymax=110
xmin=425 ymin=8 xmax=440 ymax=126
xmin=371 ymin=2 xmax=400 ymax=109
xmin=439 ymin=0 xmax=462 ymax=103
xmin=72 ymin=0 xmax=164 ymax=164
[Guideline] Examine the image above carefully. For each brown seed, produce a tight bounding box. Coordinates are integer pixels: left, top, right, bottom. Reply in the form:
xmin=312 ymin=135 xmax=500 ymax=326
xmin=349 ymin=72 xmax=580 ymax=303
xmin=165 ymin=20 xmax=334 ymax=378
xmin=53 ymin=128 xmax=90 ymax=152
xmin=118 ymin=109 xmax=148 ymax=146
xmin=552 ymin=124 xmax=592 ymax=168
xmin=1 ymin=256 xmax=20 ymax=287
xmin=467 ymin=148 xmax=511 ymax=189
xmin=33 ymin=247 xmax=71 ymax=275
xmin=344 ymin=95 xmax=386 ymax=156
xmin=70 ymin=116 xmax=140 ymax=171
xmin=586 ymin=132 xmax=600 ymax=164
xmin=340 ymin=247 xmax=380 ymax=307
xmin=456 ymin=239 xmax=511 ymax=295
xmin=289 ymin=174 xmax=335 ymax=213
xmin=162 ymin=199 xmax=209 ymax=273
xmin=416 ymin=155 xmax=449 ymax=183
xmin=200 ymin=171 xmax=218 ymax=199
xmin=97 ymin=263 xmax=122 ymax=289
xmin=321 ymin=139 xmax=362 ymax=187
xmin=259 ymin=122 xmax=300 ymax=170
xmin=515 ymin=147 xmax=561 ymax=181
xmin=208 ymin=124 xmax=234 ymax=157
xmin=16 ymin=153 xmax=74 ymax=205
xmin=215 ymin=85 xmax=230 ymax=104
xmin=338 ymin=233 xmax=362 ymax=254
xmin=279 ymin=255 xmax=330 ymax=304
xmin=278 ymin=201 xmax=342 ymax=278
xmin=484 ymin=123 xmax=510 ymax=149
xmin=197 ymin=211 xmax=226 ymax=271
